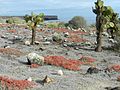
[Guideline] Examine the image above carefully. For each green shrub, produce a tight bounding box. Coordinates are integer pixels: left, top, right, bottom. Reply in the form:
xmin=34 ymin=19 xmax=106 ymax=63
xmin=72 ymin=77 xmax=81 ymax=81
xmin=58 ymin=22 xmax=66 ymax=28
xmin=52 ymin=32 xmax=63 ymax=43
xmin=12 ymin=17 xmax=25 ymax=24
xmin=0 ymin=18 xmax=5 ymax=23
xmin=6 ymin=18 xmax=15 ymax=24
xmin=46 ymin=22 xmax=58 ymax=28
xmin=6 ymin=17 xmax=25 ymax=24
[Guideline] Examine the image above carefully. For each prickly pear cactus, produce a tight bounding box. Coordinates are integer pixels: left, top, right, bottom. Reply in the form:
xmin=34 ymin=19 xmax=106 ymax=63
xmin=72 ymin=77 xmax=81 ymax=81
xmin=92 ymin=0 xmax=119 ymax=52
xmin=24 ymin=12 xmax=44 ymax=45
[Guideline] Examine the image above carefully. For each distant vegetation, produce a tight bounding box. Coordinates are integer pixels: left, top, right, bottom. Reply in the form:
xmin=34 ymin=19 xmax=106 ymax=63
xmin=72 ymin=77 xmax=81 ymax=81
xmin=45 ymin=22 xmax=60 ymax=28
xmin=6 ymin=17 xmax=25 ymax=24
xmin=0 ymin=18 xmax=6 ymax=23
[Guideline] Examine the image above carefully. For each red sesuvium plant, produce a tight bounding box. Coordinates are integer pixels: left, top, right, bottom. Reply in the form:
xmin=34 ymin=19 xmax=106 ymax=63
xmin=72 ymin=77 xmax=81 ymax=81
xmin=117 ymin=76 xmax=120 ymax=81
xmin=79 ymin=56 xmax=96 ymax=65
xmin=50 ymin=28 xmax=89 ymax=43
xmin=0 ymin=23 xmax=11 ymax=27
xmin=111 ymin=65 xmax=120 ymax=72
xmin=67 ymin=35 xmax=88 ymax=43
xmin=0 ymin=76 xmax=36 ymax=90
xmin=0 ymin=48 xmax=24 ymax=57
xmin=7 ymin=29 xmax=17 ymax=33
xmin=30 ymin=64 xmax=40 ymax=68
xmin=44 ymin=56 xmax=83 ymax=71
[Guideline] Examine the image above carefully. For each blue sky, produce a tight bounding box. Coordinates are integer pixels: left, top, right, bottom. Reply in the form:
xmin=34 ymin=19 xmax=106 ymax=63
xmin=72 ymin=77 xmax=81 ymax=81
xmin=0 ymin=0 xmax=120 ymax=23
xmin=0 ymin=0 xmax=120 ymax=11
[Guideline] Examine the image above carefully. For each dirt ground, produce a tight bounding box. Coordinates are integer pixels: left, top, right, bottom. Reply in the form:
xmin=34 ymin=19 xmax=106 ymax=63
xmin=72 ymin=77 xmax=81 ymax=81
xmin=0 ymin=25 xmax=120 ymax=90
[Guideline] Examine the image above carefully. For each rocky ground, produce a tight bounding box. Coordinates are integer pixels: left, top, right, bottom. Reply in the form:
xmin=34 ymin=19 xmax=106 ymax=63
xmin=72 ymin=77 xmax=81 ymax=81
xmin=0 ymin=24 xmax=120 ymax=90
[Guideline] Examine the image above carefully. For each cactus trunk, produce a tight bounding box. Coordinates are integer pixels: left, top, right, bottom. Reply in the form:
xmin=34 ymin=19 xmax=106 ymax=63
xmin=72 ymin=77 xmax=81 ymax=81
xmin=95 ymin=30 xmax=103 ymax=52
xmin=95 ymin=14 xmax=103 ymax=52
xmin=31 ymin=28 xmax=36 ymax=45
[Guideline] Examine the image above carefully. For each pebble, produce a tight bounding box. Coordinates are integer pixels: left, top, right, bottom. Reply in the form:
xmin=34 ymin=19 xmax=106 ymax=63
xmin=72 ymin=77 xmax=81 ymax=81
xmin=24 ymin=40 xmax=31 ymax=46
xmin=57 ymin=70 xmax=64 ymax=76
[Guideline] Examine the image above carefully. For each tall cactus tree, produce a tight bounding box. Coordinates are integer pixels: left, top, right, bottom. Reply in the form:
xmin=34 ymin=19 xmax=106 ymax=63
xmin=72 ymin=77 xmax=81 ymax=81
xmin=92 ymin=0 xmax=119 ymax=52
xmin=24 ymin=12 xmax=44 ymax=45
xmin=93 ymin=0 xmax=104 ymax=52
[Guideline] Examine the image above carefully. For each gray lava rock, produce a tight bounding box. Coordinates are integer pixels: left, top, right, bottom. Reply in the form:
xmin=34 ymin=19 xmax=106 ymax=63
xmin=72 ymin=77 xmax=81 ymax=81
xmin=87 ymin=67 xmax=100 ymax=74
xmin=64 ymin=32 xmax=69 ymax=37
xmin=34 ymin=41 xmax=40 ymax=45
xmin=105 ymin=87 xmax=120 ymax=90
xmin=1 ymin=35 xmax=8 ymax=39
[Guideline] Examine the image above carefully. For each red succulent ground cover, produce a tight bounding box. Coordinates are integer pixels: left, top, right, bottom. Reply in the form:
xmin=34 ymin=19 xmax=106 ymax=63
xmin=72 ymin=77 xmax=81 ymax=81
xmin=117 ymin=76 xmax=120 ymax=81
xmin=0 ymin=23 xmax=26 ymax=28
xmin=7 ymin=29 xmax=17 ymax=33
xmin=79 ymin=56 xmax=96 ymax=65
xmin=45 ymin=28 xmax=89 ymax=43
xmin=0 ymin=48 xmax=24 ymax=57
xmin=44 ymin=56 xmax=83 ymax=71
xmin=0 ymin=23 xmax=11 ymax=27
xmin=30 ymin=64 xmax=40 ymax=68
xmin=67 ymin=35 xmax=88 ymax=43
xmin=0 ymin=76 xmax=36 ymax=90
xmin=111 ymin=65 xmax=120 ymax=72
xmin=53 ymin=28 xmax=69 ymax=33
xmin=72 ymin=30 xmax=88 ymax=35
